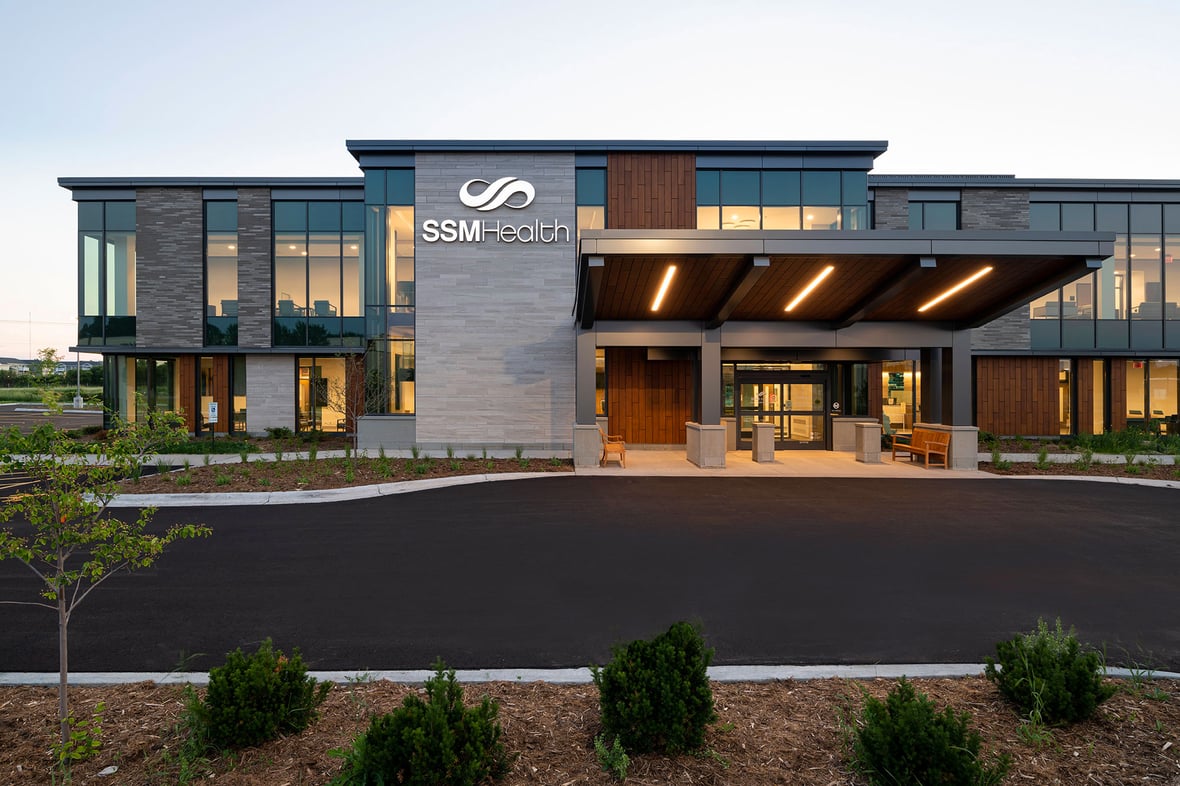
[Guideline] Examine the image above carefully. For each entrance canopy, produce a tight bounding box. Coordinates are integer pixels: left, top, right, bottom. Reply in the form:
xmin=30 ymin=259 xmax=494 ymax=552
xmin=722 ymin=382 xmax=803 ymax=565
xmin=576 ymin=230 xmax=1113 ymax=330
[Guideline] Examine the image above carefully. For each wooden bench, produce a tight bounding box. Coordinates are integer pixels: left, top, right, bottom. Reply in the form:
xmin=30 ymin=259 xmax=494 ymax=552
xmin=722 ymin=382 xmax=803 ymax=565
xmin=891 ymin=426 xmax=950 ymax=468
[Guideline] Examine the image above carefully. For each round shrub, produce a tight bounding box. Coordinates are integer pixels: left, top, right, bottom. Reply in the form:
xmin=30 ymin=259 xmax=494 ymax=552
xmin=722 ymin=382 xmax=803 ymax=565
xmin=331 ymin=662 xmax=510 ymax=786
xmin=984 ymin=618 xmax=1116 ymax=725
xmin=592 ymin=621 xmax=716 ymax=754
xmin=849 ymin=677 xmax=1009 ymax=786
xmin=190 ymin=638 xmax=330 ymax=749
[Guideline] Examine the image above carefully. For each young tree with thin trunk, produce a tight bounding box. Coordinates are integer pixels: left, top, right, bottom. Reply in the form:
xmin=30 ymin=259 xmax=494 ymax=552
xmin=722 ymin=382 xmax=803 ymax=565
xmin=0 ymin=403 xmax=210 ymax=752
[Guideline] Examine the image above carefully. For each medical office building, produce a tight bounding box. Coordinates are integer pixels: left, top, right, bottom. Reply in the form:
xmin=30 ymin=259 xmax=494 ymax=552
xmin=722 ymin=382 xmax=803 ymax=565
xmin=61 ymin=140 xmax=1180 ymax=466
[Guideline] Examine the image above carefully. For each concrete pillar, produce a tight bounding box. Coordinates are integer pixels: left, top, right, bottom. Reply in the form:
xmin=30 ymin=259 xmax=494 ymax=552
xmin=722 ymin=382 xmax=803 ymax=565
xmin=573 ymin=424 xmax=602 ymax=467
xmin=752 ymin=421 xmax=775 ymax=462
xmin=855 ymin=422 xmax=882 ymax=463
xmin=722 ymin=416 xmax=737 ymax=451
xmin=686 ymin=422 xmax=726 ymax=467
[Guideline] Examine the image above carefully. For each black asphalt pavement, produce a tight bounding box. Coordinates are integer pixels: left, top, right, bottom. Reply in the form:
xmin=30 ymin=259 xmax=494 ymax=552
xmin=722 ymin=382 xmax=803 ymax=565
xmin=1 ymin=477 xmax=1177 ymax=673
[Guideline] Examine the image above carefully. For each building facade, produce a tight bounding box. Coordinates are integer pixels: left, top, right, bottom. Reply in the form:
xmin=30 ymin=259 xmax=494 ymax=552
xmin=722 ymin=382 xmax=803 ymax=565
xmin=61 ymin=140 xmax=1179 ymax=462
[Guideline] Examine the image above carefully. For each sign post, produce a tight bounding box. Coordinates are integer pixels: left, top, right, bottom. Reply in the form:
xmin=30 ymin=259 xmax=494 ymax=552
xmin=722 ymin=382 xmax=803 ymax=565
xmin=207 ymin=402 xmax=218 ymax=447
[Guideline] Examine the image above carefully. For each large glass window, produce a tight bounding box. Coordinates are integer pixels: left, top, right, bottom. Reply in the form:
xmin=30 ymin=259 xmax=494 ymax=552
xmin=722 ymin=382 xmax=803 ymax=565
xmin=363 ymin=169 xmax=415 ymax=415
xmin=77 ymin=201 xmax=136 ymax=345
xmin=1130 ymin=205 xmax=1163 ymax=319
xmin=909 ymin=201 xmax=959 ymax=230
xmin=205 ymin=201 xmax=237 ymax=345
xmin=881 ymin=361 xmax=920 ymax=432
xmin=1125 ymin=359 xmax=1180 ymax=430
xmin=297 ymin=356 xmax=348 ymax=432
xmin=273 ymin=201 xmax=364 ymax=346
xmin=697 ymin=169 xmax=868 ymax=231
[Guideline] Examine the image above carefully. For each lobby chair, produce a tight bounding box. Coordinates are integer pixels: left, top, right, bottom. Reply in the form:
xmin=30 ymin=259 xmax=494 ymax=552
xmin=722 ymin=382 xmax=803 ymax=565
xmin=599 ymin=427 xmax=626 ymax=468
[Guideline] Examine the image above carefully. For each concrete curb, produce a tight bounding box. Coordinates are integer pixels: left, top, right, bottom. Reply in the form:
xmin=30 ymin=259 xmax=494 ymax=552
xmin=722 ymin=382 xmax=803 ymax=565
xmin=3 ymin=664 xmax=1177 ymax=687
xmin=109 ymin=472 xmax=569 ymax=507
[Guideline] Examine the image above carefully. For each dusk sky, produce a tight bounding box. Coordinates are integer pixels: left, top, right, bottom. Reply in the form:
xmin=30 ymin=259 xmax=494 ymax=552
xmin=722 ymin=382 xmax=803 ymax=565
xmin=2 ymin=0 xmax=1178 ymax=359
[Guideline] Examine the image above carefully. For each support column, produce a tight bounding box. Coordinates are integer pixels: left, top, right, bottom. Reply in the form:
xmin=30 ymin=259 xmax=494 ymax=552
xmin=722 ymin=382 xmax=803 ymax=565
xmin=573 ymin=328 xmax=601 ymax=467
xmin=920 ymin=347 xmax=942 ymax=424
xmin=947 ymin=329 xmax=973 ymax=426
xmin=700 ymin=327 xmax=721 ymax=425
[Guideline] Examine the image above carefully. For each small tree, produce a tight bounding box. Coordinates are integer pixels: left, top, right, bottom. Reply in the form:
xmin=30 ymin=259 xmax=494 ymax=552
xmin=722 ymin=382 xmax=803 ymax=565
xmin=0 ymin=403 xmax=210 ymax=749
xmin=33 ymin=346 xmax=63 ymax=378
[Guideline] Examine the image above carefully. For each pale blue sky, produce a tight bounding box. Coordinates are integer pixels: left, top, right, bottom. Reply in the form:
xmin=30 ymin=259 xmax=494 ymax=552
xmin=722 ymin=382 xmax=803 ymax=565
xmin=2 ymin=0 xmax=1178 ymax=358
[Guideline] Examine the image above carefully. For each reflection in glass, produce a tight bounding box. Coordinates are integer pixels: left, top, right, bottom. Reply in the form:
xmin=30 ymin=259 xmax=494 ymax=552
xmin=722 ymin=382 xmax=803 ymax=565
xmin=104 ymin=232 xmax=136 ymax=316
xmin=696 ymin=206 xmax=719 ymax=230
xmin=1130 ymin=234 xmax=1162 ymax=319
xmin=1095 ymin=236 xmax=1128 ymax=320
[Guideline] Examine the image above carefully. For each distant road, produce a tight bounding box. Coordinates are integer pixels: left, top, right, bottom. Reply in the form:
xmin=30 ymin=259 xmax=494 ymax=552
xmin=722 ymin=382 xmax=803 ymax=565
xmin=0 ymin=403 xmax=102 ymax=434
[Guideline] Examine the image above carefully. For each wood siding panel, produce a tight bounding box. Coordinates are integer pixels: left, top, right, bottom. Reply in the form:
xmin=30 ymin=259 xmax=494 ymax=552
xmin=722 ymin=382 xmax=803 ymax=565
xmin=1110 ymin=360 xmax=1127 ymax=432
xmin=868 ymin=362 xmax=883 ymax=420
xmin=176 ymin=355 xmax=197 ymax=433
xmin=1076 ymin=360 xmax=1094 ymax=435
xmin=606 ymin=348 xmax=694 ymax=444
xmin=607 ymin=154 xmax=696 ymax=229
xmin=213 ymin=355 xmax=231 ymax=434
xmin=975 ymin=357 xmax=1059 ymax=436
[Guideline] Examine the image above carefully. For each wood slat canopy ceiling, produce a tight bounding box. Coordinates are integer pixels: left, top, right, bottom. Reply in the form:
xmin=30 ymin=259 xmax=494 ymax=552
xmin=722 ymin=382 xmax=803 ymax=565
xmin=576 ymin=230 xmax=1113 ymax=330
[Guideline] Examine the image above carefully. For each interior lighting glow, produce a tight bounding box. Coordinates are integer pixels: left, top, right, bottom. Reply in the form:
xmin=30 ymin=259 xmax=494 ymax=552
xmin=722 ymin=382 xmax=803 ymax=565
xmin=784 ymin=265 xmax=835 ymax=312
xmin=651 ymin=265 xmax=678 ymax=311
xmin=917 ymin=266 xmax=994 ymax=313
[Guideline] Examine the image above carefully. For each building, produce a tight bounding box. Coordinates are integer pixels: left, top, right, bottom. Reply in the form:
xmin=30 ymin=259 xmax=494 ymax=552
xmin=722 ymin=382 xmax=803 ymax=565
xmin=60 ymin=140 xmax=1179 ymax=465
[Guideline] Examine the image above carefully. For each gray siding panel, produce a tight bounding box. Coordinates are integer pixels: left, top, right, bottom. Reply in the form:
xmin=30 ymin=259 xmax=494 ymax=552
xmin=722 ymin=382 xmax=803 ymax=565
xmin=961 ymin=188 xmax=1029 ymax=230
xmin=136 ymin=188 xmax=203 ymax=348
xmin=872 ymin=188 xmax=908 ymax=229
xmin=237 ymin=188 xmax=272 ymax=348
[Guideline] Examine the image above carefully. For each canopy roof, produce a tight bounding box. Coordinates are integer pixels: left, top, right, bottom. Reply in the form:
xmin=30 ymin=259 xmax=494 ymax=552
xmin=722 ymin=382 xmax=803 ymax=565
xmin=575 ymin=230 xmax=1112 ymax=331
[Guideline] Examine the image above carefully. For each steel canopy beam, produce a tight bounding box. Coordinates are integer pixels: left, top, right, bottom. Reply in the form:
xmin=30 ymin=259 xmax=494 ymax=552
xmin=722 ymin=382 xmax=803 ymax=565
xmin=707 ymin=256 xmax=770 ymax=329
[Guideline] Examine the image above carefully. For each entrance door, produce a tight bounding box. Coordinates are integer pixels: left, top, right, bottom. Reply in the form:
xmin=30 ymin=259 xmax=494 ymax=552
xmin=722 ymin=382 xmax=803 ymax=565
xmin=736 ymin=371 xmax=827 ymax=449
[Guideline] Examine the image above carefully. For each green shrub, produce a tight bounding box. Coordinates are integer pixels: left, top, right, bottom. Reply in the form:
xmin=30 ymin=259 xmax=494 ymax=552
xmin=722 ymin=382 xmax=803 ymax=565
xmin=266 ymin=426 xmax=294 ymax=440
xmin=594 ymin=733 xmax=630 ymax=781
xmin=592 ymin=621 xmax=716 ymax=754
xmin=330 ymin=662 xmax=510 ymax=786
xmin=984 ymin=618 xmax=1115 ymax=725
xmin=186 ymin=638 xmax=330 ymax=749
xmin=848 ymin=677 xmax=1008 ymax=786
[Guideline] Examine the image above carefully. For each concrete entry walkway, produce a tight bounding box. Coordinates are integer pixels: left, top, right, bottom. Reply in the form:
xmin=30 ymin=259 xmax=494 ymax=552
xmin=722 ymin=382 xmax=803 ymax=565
xmin=577 ymin=447 xmax=991 ymax=479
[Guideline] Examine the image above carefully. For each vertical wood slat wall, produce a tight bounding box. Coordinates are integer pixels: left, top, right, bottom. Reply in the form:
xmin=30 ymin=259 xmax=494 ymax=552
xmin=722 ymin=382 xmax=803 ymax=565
xmin=606 ymin=348 xmax=694 ymax=444
xmin=213 ymin=356 xmax=231 ymax=433
xmin=867 ymin=362 xmax=883 ymax=419
xmin=606 ymin=153 xmax=696 ymax=229
xmin=176 ymin=355 xmax=197 ymax=433
xmin=975 ymin=357 xmax=1059 ymax=435
xmin=1110 ymin=360 xmax=1127 ymax=432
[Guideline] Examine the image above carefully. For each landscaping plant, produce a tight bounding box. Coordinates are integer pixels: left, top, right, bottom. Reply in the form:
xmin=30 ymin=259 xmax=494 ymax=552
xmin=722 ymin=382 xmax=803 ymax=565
xmin=592 ymin=621 xmax=716 ymax=754
xmin=0 ymin=400 xmax=209 ymax=751
xmin=185 ymin=638 xmax=330 ymax=749
xmin=985 ymin=617 xmax=1116 ymax=725
xmin=847 ymin=677 xmax=1009 ymax=786
xmin=330 ymin=661 xmax=511 ymax=786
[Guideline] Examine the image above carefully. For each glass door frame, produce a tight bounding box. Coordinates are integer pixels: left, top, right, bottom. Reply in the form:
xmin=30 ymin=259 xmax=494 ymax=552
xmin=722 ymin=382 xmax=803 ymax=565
xmin=734 ymin=369 xmax=831 ymax=450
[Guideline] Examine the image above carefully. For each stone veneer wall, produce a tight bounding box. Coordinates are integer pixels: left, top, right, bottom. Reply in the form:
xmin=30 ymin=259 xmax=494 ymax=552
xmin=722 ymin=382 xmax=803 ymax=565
xmin=136 ymin=188 xmax=203 ymax=347
xmin=245 ymin=354 xmax=294 ymax=432
xmin=960 ymin=188 xmax=1028 ymax=230
xmin=237 ymin=188 xmax=272 ymax=348
xmin=964 ymin=188 xmax=1032 ymax=350
xmin=413 ymin=153 xmax=577 ymax=449
xmin=871 ymin=188 xmax=909 ymax=229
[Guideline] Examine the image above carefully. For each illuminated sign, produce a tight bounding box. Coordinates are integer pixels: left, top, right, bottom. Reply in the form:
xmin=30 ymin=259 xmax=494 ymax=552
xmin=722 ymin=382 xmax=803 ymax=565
xmin=422 ymin=176 xmax=571 ymax=244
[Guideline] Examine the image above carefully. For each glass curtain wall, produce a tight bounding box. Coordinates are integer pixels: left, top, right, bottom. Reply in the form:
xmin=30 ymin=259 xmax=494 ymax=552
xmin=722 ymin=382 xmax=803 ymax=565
xmin=1125 ymin=359 xmax=1179 ymax=431
xmin=205 ymin=201 xmax=238 ymax=345
xmin=78 ymin=201 xmax=136 ymax=345
xmin=696 ymin=170 xmax=869 ymax=231
xmin=273 ymin=201 xmax=364 ymax=346
xmin=364 ymin=169 xmax=415 ymax=415
xmin=881 ymin=360 xmax=920 ymax=432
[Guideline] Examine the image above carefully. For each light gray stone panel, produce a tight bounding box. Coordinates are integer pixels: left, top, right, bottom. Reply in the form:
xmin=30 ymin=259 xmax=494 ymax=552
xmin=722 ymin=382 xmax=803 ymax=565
xmin=136 ymin=188 xmax=203 ymax=347
xmin=237 ymin=189 xmax=273 ymax=348
xmin=414 ymin=153 xmax=577 ymax=449
xmin=246 ymin=354 xmax=294 ymax=432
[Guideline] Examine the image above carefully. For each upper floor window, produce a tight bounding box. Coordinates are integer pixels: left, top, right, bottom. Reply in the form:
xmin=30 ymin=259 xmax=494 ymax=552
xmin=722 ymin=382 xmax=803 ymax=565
xmin=272 ymin=200 xmax=365 ymax=346
xmin=696 ymin=169 xmax=868 ymax=230
xmin=576 ymin=168 xmax=606 ymax=237
xmin=77 ymin=200 xmax=136 ymax=346
xmin=909 ymin=201 xmax=959 ymax=230
xmin=205 ymin=201 xmax=238 ymax=346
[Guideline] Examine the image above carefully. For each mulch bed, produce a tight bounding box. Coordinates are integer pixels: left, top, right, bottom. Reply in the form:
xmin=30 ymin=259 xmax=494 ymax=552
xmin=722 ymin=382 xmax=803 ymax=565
xmin=122 ymin=456 xmax=573 ymax=494
xmin=2 ymin=677 xmax=1178 ymax=784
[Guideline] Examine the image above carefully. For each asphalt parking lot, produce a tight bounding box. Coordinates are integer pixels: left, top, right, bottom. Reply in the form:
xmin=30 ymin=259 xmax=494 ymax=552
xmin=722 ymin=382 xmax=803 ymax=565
xmin=0 ymin=475 xmax=1176 ymax=673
